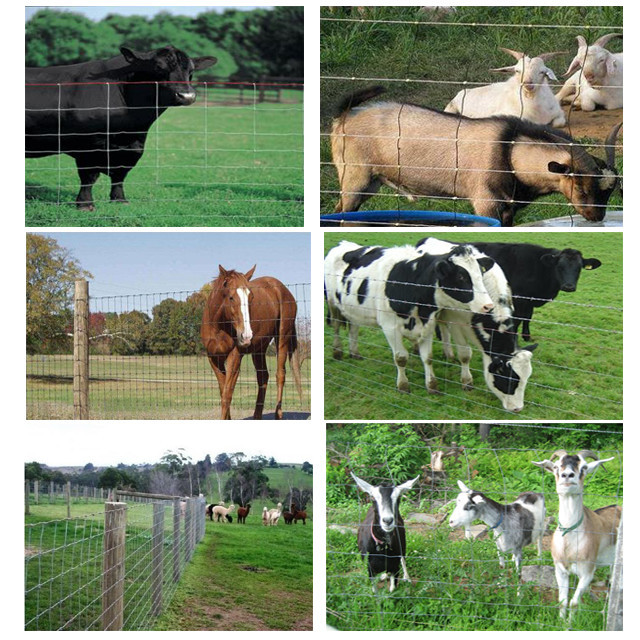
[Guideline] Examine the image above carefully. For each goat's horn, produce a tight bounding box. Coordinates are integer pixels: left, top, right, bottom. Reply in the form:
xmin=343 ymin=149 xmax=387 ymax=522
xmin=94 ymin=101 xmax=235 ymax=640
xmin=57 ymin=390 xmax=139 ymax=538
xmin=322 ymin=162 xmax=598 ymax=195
xmin=537 ymin=51 xmax=569 ymax=61
xmin=604 ymin=122 xmax=622 ymax=169
xmin=593 ymin=33 xmax=623 ymax=48
xmin=499 ymin=47 xmax=525 ymax=60
xmin=550 ymin=449 xmax=568 ymax=460
xmin=577 ymin=449 xmax=600 ymax=461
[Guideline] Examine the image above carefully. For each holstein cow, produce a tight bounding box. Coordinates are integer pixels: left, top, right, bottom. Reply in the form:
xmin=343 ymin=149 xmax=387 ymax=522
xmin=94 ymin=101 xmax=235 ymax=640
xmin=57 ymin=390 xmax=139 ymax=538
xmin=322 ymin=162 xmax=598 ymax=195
xmin=417 ymin=239 xmax=602 ymax=341
xmin=26 ymin=46 xmax=217 ymax=210
xmin=416 ymin=237 xmax=536 ymax=412
xmin=324 ymin=240 xmax=496 ymax=397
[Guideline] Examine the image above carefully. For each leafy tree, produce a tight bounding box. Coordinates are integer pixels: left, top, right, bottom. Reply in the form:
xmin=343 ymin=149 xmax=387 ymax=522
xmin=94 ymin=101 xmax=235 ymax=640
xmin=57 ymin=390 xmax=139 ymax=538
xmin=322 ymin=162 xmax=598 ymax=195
xmin=301 ymin=461 xmax=313 ymax=474
xmin=26 ymin=234 xmax=92 ymax=354
xmin=98 ymin=467 xmax=123 ymax=489
xmin=225 ymin=461 xmax=271 ymax=505
xmin=25 ymin=461 xmax=47 ymax=481
xmin=105 ymin=310 xmax=151 ymax=355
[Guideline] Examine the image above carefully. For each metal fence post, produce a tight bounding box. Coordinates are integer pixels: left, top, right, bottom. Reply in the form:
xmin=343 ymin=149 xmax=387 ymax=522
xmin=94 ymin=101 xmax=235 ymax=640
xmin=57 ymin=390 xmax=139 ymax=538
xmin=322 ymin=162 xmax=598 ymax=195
xmin=173 ymin=498 xmax=181 ymax=583
xmin=151 ymin=502 xmax=165 ymax=617
xmin=66 ymin=481 xmax=71 ymax=519
xmin=73 ymin=279 xmax=89 ymax=420
xmin=102 ymin=502 xmax=127 ymax=631
xmin=607 ymin=512 xmax=623 ymax=630
xmin=25 ymin=480 xmax=30 ymax=515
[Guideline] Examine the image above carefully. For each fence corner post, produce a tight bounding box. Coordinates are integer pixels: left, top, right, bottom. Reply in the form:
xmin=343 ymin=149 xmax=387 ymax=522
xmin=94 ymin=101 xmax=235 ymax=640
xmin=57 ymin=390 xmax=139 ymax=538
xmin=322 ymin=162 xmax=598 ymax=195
xmin=607 ymin=511 xmax=623 ymax=630
xmin=73 ymin=279 xmax=89 ymax=420
xmin=102 ymin=501 xmax=127 ymax=631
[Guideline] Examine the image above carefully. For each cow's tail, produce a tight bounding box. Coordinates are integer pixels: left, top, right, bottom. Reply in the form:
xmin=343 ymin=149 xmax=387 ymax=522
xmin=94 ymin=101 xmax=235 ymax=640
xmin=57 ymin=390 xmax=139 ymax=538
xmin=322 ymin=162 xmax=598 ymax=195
xmin=287 ymin=325 xmax=304 ymax=404
xmin=333 ymin=85 xmax=386 ymax=120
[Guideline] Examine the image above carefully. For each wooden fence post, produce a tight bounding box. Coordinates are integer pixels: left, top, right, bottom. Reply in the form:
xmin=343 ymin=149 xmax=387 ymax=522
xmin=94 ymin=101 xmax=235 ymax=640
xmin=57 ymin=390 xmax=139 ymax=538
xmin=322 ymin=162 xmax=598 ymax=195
xmin=49 ymin=480 xmax=54 ymax=504
xmin=173 ymin=498 xmax=181 ymax=583
xmin=607 ymin=512 xmax=623 ymax=630
xmin=73 ymin=279 xmax=89 ymax=420
xmin=102 ymin=502 xmax=127 ymax=631
xmin=184 ymin=498 xmax=192 ymax=564
xmin=151 ymin=502 xmax=165 ymax=616
xmin=25 ymin=480 xmax=30 ymax=515
xmin=66 ymin=481 xmax=71 ymax=519
xmin=34 ymin=479 xmax=39 ymax=505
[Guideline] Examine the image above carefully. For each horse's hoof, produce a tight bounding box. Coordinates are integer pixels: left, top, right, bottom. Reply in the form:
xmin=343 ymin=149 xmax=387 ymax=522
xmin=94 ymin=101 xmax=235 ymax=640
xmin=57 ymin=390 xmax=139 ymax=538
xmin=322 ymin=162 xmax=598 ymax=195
xmin=77 ymin=204 xmax=95 ymax=212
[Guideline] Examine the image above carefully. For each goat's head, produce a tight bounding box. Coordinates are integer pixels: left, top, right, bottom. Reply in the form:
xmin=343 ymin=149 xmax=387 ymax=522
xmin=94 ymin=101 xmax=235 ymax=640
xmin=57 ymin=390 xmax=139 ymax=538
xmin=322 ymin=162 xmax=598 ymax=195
xmin=351 ymin=472 xmax=419 ymax=534
xmin=449 ymin=480 xmax=485 ymax=530
xmin=564 ymin=34 xmax=622 ymax=87
xmin=491 ymin=48 xmax=564 ymax=96
xmin=548 ymin=122 xmax=622 ymax=222
xmin=532 ymin=450 xmax=614 ymax=496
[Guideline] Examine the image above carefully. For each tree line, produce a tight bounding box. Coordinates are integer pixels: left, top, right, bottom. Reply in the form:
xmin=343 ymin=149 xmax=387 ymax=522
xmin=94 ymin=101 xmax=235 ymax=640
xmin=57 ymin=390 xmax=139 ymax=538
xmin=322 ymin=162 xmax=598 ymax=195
xmin=26 ymin=6 xmax=303 ymax=80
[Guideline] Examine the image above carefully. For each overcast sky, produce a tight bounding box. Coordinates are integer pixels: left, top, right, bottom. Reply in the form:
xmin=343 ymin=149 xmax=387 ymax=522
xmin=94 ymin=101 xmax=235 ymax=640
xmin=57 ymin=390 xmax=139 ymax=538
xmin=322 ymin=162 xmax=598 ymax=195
xmin=31 ymin=232 xmax=310 ymax=298
xmin=25 ymin=6 xmax=273 ymax=22
xmin=24 ymin=422 xmax=312 ymax=467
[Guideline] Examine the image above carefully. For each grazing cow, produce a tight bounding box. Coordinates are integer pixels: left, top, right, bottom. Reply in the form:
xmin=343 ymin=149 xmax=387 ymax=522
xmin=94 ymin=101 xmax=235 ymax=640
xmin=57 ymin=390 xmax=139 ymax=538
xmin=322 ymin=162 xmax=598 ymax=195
xmin=418 ymin=239 xmax=602 ymax=341
xmin=26 ymin=46 xmax=217 ymax=210
xmin=325 ymin=240 xmax=496 ymax=396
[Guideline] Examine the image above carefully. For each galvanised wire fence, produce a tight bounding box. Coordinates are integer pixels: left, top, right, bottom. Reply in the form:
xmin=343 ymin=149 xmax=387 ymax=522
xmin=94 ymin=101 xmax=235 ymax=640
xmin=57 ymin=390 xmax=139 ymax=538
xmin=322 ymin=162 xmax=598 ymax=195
xmin=26 ymin=81 xmax=303 ymax=226
xmin=26 ymin=283 xmax=311 ymax=420
xmin=326 ymin=422 xmax=623 ymax=631
xmin=320 ymin=7 xmax=623 ymax=226
xmin=25 ymin=492 xmax=206 ymax=631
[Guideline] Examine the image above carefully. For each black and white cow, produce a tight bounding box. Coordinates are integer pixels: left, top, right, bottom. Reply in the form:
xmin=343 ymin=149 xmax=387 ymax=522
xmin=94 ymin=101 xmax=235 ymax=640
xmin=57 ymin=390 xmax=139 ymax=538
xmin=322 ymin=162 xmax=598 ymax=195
xmin=417 ymin=238 xmax=602 ymax=341
xmin=324 ymin=240 xmax=496 ymax=396
xmin=26 ymin=46 xmax=217 ymax=210
xmin=417 ymin=238 xmax=536 ymax=412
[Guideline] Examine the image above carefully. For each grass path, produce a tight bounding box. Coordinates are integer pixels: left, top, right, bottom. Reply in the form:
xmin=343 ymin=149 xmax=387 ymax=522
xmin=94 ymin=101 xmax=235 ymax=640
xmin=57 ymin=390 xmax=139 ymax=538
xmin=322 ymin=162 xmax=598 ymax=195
xmin=154 ymin=520 xmax=313 ymax=631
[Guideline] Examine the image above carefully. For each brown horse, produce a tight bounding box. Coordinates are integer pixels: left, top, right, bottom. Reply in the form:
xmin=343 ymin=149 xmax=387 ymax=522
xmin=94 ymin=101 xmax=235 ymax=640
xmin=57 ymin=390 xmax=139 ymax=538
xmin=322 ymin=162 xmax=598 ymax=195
xmin=201 ymin=265 xmax=302 ymax=420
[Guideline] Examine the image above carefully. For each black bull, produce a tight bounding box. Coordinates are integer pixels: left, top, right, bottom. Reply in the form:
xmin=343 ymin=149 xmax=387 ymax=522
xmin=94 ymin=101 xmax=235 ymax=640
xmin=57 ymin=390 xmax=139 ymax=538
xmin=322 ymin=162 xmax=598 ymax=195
xmin=25 ymin=46 xmax=216 ymax=210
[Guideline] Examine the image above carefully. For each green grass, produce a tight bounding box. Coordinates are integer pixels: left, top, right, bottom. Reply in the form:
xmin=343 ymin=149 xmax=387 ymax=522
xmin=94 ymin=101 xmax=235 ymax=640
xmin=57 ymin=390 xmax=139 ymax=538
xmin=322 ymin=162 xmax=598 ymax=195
xmin=320 ymin=6 xmax=623 ymax=223
xmin=154 ymin=518 xmax=312 ymax=630
xmin=324 ymin=231 xmax=622 ymax=420
xmin=26 ymin=90 xmax=303 ymax=227
xmin=26 ymin=353 xmax=311 ymax=419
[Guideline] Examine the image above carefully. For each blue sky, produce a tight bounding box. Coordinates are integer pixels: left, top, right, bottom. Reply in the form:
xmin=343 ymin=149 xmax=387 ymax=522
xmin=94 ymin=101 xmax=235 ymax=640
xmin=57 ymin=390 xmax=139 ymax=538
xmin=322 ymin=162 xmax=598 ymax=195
xmin=25 ymin=6 xmax=272 ymax=22
xmin=34 ymin=232 xmax=310 ymax=298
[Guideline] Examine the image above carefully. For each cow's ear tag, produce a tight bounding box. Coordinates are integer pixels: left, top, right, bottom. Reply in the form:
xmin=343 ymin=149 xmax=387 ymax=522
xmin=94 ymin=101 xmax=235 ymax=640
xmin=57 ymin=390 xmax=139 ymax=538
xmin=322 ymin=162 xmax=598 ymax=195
xmin=584 ymin=265 xmax=593 ymax=270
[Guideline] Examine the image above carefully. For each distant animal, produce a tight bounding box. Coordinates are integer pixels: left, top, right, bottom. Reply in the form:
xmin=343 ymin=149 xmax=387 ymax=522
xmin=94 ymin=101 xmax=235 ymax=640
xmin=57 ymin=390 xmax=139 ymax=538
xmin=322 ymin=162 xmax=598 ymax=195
xmin=211 ymin=503 xmax=235 ymax=523
xmin=445 ymin=48 xmax=566 ymax=127
xmin=267 ymin=502 xmax=283 ymax=526
xmin=351 ymin=472 xmax=419 ymax=592
xmin=419 ymin=239 xmax=602 ymax=341
xmin=330 ymin=86 xmax=621 ymax=225
xmin=292 ymin=504 xmax=307 ymax=525
xmin=201 ymin=265 xmax=302 ymax=420
xmin=237 ymin=504 xmax=251 ymax=524
xmin=325 ymin=239 xmax=497 ymax=396
xmin=26 ymin=46 xmax=217 ymax=210
xmin=556 ymin=34 xmax=623 ymax=111
xmin=283 ymin=510 xmax=294 ymax=524
xmin=262 ymin=506 xmax=269 ymax=526
xmin=225 ymin=514 xmax=233 ymax=523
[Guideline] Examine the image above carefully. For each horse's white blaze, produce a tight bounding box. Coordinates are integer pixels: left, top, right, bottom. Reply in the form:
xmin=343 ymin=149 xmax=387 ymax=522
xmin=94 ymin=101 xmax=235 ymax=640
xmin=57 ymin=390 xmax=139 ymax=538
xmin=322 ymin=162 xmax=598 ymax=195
xmin=237 ymin=287 xmax=253 ymax=345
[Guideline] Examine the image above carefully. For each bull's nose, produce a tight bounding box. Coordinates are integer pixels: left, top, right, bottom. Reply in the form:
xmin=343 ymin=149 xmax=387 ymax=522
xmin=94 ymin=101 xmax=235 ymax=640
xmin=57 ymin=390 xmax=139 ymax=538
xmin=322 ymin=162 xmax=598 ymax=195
xmin=511 ymin=406 xmax=522 ymax=414
xmin=482 ymin=303 xmax=494 ymax=313
xmin=177 ymin=92 xmax=196 ymax=104
xmin=561 ymin=284 xmax=576 ymax=292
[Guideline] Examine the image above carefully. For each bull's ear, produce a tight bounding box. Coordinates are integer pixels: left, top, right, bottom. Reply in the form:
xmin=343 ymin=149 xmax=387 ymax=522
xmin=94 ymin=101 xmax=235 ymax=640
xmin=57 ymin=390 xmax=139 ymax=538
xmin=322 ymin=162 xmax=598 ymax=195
xmin=548 ymin=161 xmax=571 ymax=174
xmin=435 ymin=259 xmax=452 ymax=279
xmin=245 ymin=264 xmax=257 ymax=280
xmin=193 ymin=56 xmax=218 ymax=70
xmin=540 ymin=252 xmax=559 ymax=267
xmin=583 ymin=258 xmax=602 ymax=270
xmin=120 ymin=47 xmax=141 ymax=64
xmin=523 ymin=343 xmax=538 ymax=353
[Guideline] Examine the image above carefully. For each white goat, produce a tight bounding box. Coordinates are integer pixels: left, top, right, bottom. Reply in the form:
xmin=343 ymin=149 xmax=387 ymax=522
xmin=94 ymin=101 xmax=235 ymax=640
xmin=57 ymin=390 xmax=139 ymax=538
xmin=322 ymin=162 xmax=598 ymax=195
xmin=445 ymin=48 xmax=566 ymax=127
xmin=556 ymin=34 xmax=623 ymax=111
xmin=449 ymin=480 xmax=545 ymax=577
xmin=532 ymin=450 xmax=621 ymax=620
xmin=267 ymin=502 xmax=283 ymax=526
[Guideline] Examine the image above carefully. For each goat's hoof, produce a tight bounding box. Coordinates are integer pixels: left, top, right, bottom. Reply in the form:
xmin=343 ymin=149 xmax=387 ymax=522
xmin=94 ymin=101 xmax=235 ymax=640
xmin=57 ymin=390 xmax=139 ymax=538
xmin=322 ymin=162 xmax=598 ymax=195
xmin=397 ymin=382 xmax=410 ymax=393
xmin=428 ymin=385 xmax=441 ymax=395
xmin=462 ymin=383 xmax=473 ymax=392
xmin=332 ymin=350 xmax=343 ymax=360
xmin=350 ymin=353 xmax=363 ymax=360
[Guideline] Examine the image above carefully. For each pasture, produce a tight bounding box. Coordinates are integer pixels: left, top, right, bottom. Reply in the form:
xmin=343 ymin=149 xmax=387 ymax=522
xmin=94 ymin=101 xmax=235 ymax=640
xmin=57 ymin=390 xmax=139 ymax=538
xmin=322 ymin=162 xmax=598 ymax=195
xmin=326 ymin=423 xmax=623 ymax=631
xmin=27 ymin=353 xmax=311 ymax=420
xmin=320 ymin=6 xmax=623 ymax=224
xmin=25 ymin=88 xmax=303 ymax=227
xmin=155 ymin=512 xmax=313 ymax=630
xmin=323 ymin=231 xmax=622 ymax=420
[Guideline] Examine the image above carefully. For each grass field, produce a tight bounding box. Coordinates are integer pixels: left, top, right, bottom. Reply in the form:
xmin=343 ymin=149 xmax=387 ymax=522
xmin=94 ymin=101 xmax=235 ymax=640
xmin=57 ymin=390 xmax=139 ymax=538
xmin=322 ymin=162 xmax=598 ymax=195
xmin=323 ymin=231 xmax=622 ymax=420
xmin=155 ymin=515 xmax=312 ymax=630
xmin=26 ymin=353 xmax=311 ymax=420
xmin=320 ymin=6 xmax=623 ymax=224
xmin=25 ymin=89 xmax=303 ymax=227
xmin=326 ymin=424 xmax=623 ymax=631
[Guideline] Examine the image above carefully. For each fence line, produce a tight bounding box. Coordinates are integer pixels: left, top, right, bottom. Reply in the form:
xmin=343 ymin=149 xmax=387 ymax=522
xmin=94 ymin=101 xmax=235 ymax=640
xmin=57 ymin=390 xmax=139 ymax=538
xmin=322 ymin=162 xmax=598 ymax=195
xmin=326 ymin=424 xmax=623 ymax=631
xmin=25 ymin=493 xmax=206 ymax=630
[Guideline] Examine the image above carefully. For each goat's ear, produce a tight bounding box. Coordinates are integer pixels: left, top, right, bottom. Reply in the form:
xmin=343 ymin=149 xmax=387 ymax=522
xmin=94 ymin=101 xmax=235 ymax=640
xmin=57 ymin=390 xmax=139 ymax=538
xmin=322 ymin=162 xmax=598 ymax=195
xmin=606 ymin=55 xmax=617 ymax=75
xmin=532 ymin=459 xmax=556 ymax=473
xmin=584 ymin=457 xmax=615 ymax=474
xmin=396 ymin=475 xmax=420 ymax=494
xmin=548 ymin=161 xmax=571 ymax=175
xmin=543 ymin=67 xmax=558 ymax=82
xmin=471 ymin=494 xmax=485 ymax=505
xmin=490 ymin=65 xmax=517 ymax=74
xmin=457 ymin=479 xmax=471 ymax=493
xmin=351 ymin=472 xmax=375 ymax=497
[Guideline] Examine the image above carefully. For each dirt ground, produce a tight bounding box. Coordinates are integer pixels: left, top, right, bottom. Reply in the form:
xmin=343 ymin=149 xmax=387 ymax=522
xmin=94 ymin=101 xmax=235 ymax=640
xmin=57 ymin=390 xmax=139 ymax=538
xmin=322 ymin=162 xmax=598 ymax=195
xmin=561 ymin=106 xmax=623 ymax=142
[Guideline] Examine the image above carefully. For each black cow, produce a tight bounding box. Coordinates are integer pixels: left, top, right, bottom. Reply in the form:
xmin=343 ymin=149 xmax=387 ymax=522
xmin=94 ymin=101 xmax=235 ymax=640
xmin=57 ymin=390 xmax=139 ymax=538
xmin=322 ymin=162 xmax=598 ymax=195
xmin=417 ymin=239 xmax=602 ymax=341
xmin=26 ymin=46 xmax=217 ymax=210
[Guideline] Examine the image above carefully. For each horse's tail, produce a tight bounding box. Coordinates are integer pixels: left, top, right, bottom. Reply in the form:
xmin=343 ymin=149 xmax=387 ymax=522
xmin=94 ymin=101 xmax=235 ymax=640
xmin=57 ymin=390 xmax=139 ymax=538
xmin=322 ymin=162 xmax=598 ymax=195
xmin=288 ymin=325 xmax=304 ymax=404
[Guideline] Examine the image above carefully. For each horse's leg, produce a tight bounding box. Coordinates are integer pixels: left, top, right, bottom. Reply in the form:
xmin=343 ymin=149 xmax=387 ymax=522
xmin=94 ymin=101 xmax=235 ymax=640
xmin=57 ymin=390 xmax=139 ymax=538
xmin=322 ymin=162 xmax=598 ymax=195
xmin=274 ymin=338 xmax=288 ymax=420
xmin=207 ymin=355 xmax=227 ymax=417
xmin=221 ymin=349 xmax=243 ymax=420
xmin=252 ymin=351 xmax=269 ymax=420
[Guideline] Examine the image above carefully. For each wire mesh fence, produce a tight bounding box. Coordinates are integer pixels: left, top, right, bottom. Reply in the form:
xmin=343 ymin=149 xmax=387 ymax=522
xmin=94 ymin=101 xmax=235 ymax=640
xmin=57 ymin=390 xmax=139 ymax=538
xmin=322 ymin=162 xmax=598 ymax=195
xmin=25 ymin=493 xmax=206 ymax=631
xmin=26 ymin=283 xmax=311 ymax=419
xmin=26 ymin=81 xmax=303 ymax=227
xmin=326 ymin=422 xmax=623 ymax=631
xmin=324 ymin=233 xmax=622 ymax=421
xmin=320 ymin=6 xmax=623 ymax=227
